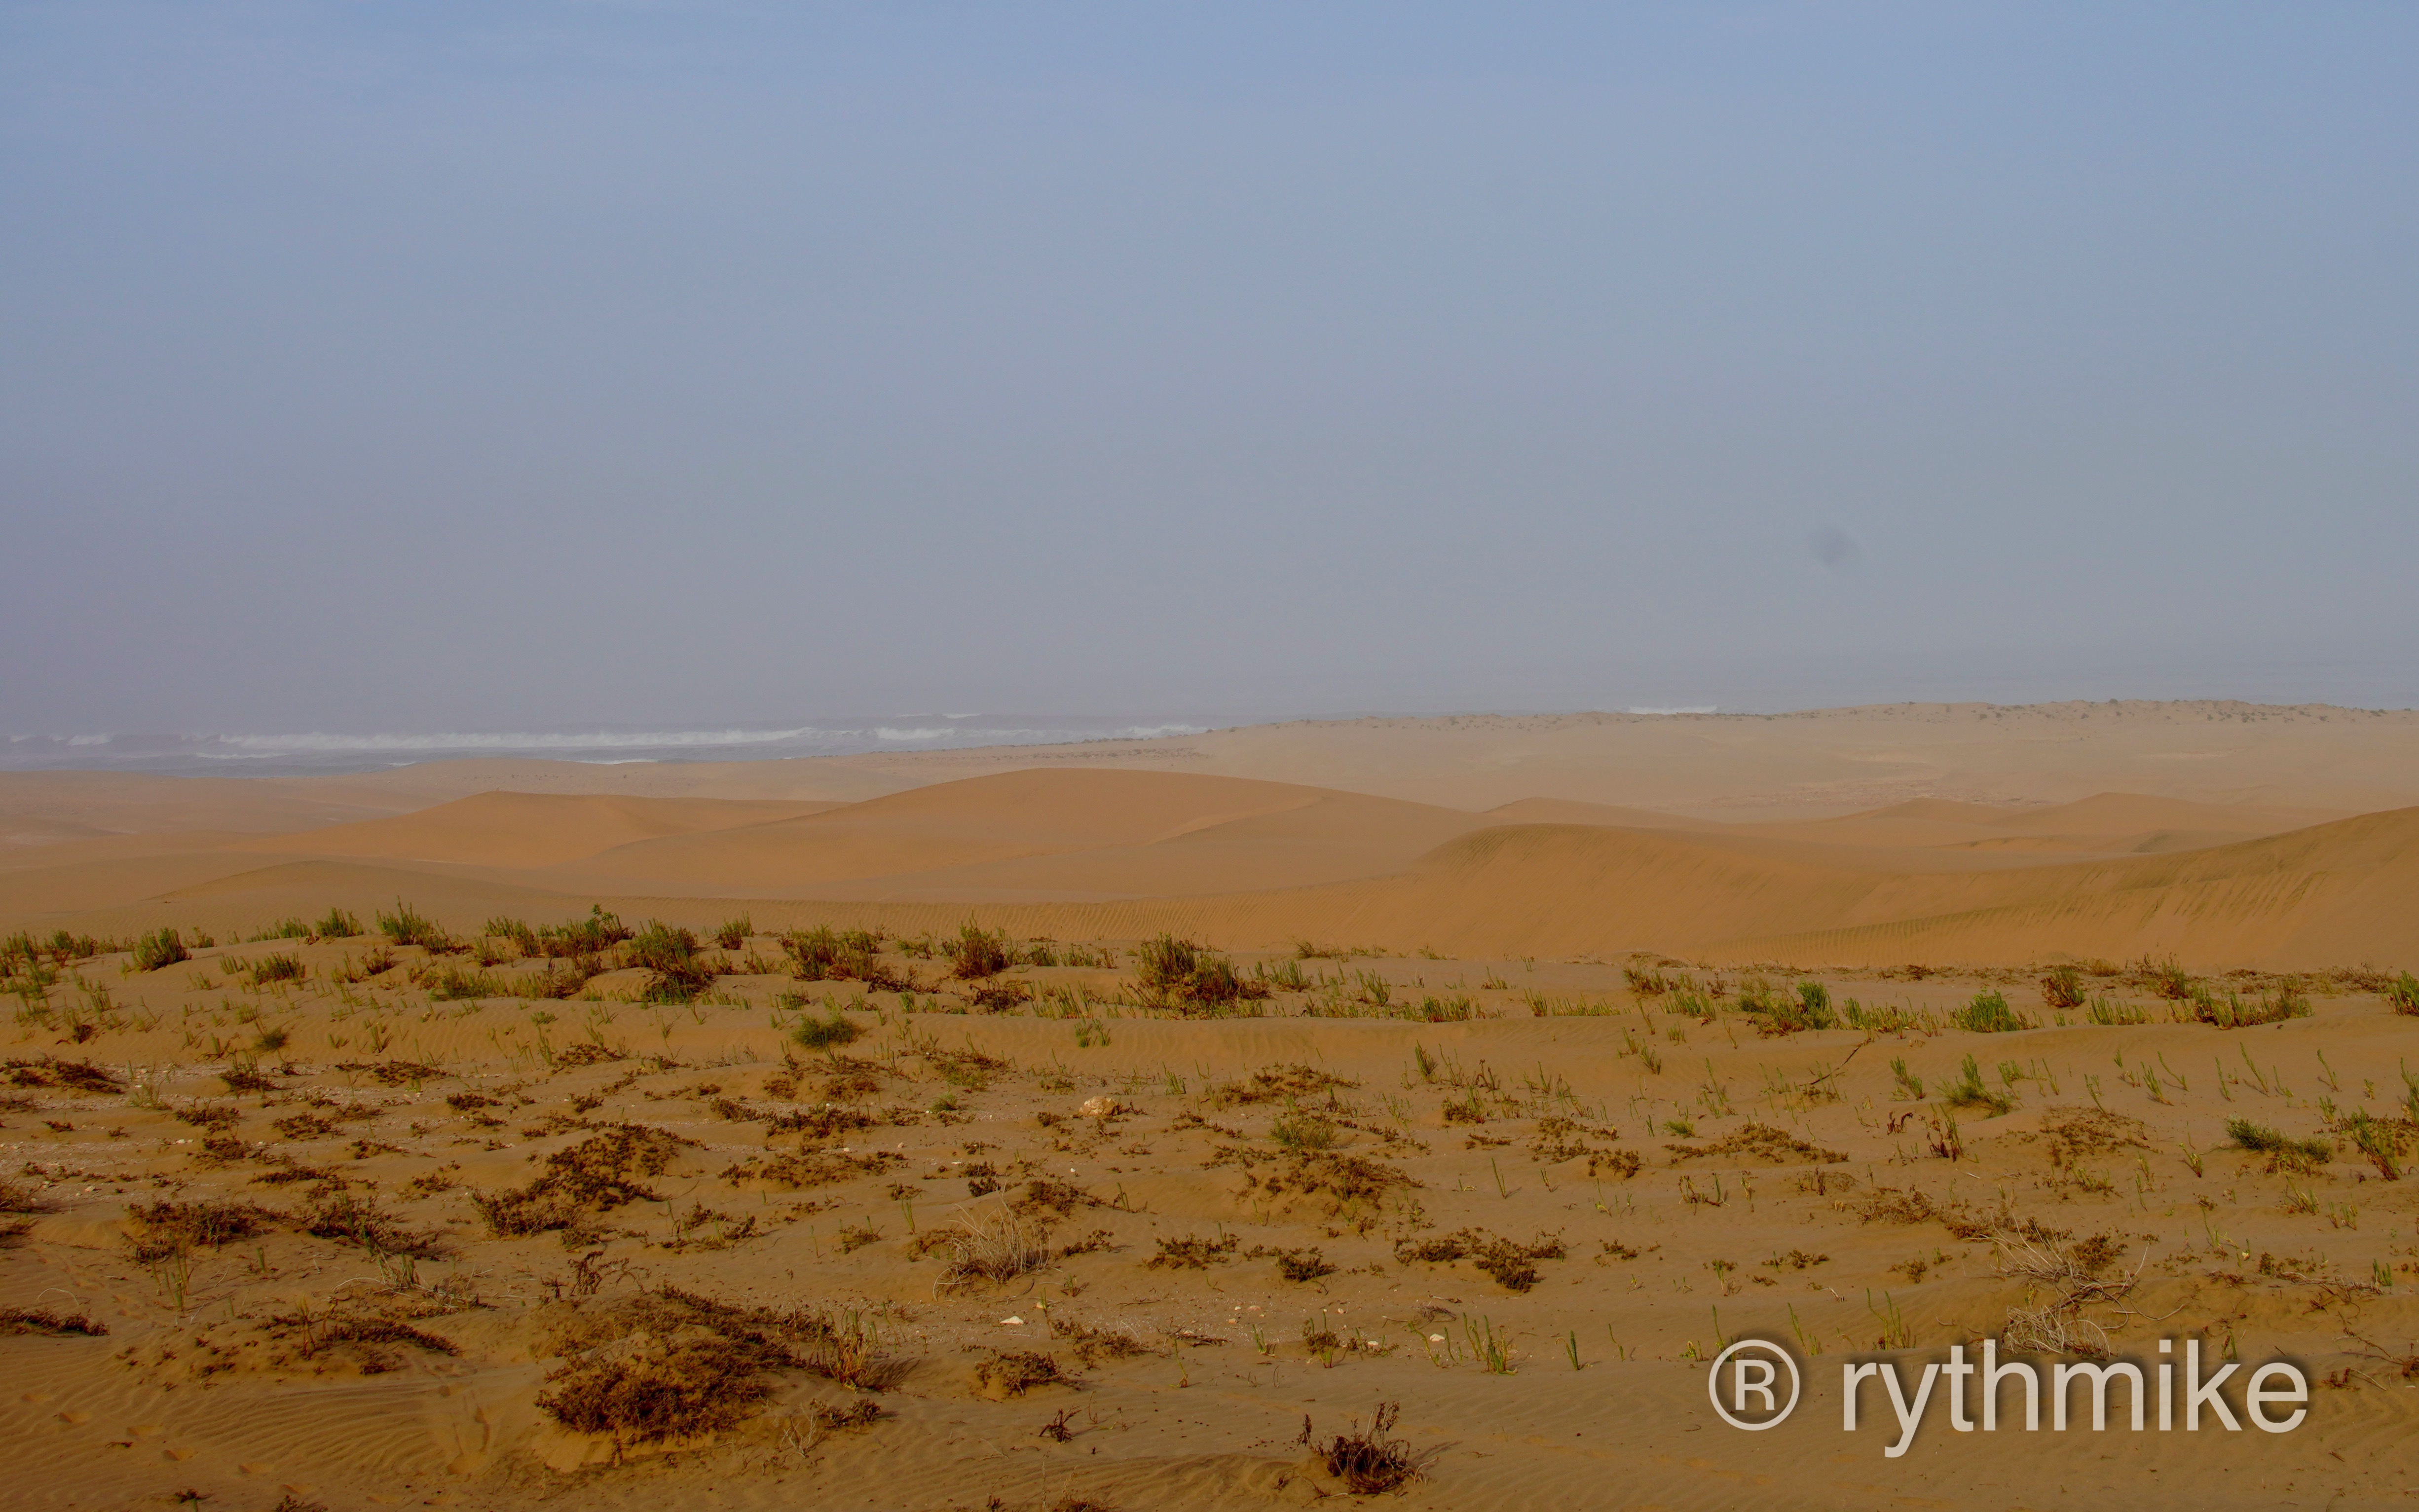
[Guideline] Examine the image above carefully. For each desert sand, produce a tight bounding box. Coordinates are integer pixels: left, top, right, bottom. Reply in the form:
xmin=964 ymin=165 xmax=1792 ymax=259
xmin=5 ymin=702 xmax=2419 ymax=1511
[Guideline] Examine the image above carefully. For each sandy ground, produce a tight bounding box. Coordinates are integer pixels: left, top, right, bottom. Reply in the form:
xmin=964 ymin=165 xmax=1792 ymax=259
xmin=5 ymin=703 xmax=2419 ymax=1511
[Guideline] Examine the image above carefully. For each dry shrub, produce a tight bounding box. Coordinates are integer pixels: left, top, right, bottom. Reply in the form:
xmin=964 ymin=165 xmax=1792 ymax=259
xmin=1392 ymin=1228 xmax=1565 ymax=1292
xmin=537 ymin=1286 xmax=900 ymax=1442
xmin=1146 ymin=1233 xmax=1238 ymax=1269
xmin=1993 ymin=1230 xmax=2139 ymax=1359
xmin=1232 ymin=1148 xmax=1415 ymax=1212
xmin=822 ymin=1069 xmax=884 ymax=1101
xmin=1133 ymin=934 xmax=1271 ymax=1010
xmin=1299 ymin=1401 xmax=1421 ymax=1494
xmin=766 ymin=1106 xmax=878 ymax=1139
xmin=948 ymin=925 xmax=1012 ymax=980
xmin=1047 ymin=1315 xmax=1152 ymax=1366
xmin=2000 ymin=1303 xmax=2111 ymax=1357
xmin=1258 ymin=1246 xmax=1337 ymax=1283
xmin=2041 ymin=1106 xmax=2151 ymax=1166
xmin=474 ymin=1123 xmax=690 ymax=1235
xmin=1664 ymin=1121 xmax=1846 ymax=1165
xmin=1526 ymin=1115 xmax=1620 ymax=1165
xmin=250 ymin=1156 xmax=344 ymax=1189
xmin=126 ymin=1199 xmax=282 ymax=1263
xmin=808 ymin=1399 xmax=885 ymax=1435
xmin=962 ymin=980 xmax=1032 ymax=1012
xmin=1013 ymin=1178 xmax=1100 ymax=1217
xmin=1841 ymin=1185 xmax=2001 ymax=1239
xmin=0 ymin=1307 xmax=107 ymax=1336
xmin=3 ymin=1057 xmax=123 ymax=1095
xmin=718 ymin=1148 xmax=903 ymax=1191
xmin=334 ymin=1059 xmax=446 ymax=1087
xmin=264 ymin=1309 xmax=461 ymax=1370
xmin=539 ymin=1335 xmax=779 ymax=1443
xmin=973 ymin=1350 xmax=1071 ymax=1399
xmin=1203 ymin=1065 xmax=1356 ymax=1109
xmin=936 ymin=1207 xmax=1051 ymax=1289
xmin=299 ymin=1193 xmax=448 ymax=1257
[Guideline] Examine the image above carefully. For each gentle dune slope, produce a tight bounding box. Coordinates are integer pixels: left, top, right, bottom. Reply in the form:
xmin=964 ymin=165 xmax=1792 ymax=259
xmin=1733 ymin=791 xmax=2341 ymax=855
xmin=0 ymin=769 xmax=396 ymax=844
xmin=779 ymin=699 xmax=2419 ymax=817
xmin=162 ymin=857 xmax=584 ymax=920
xmin=4 ymin=772 xmax=2415 ymax=972
xmin=1 ymin=708 xmax=2414 ymax=972
xmin=1731 ymin=804 xmax=2419 ymax=967
xmin=543 ymin=768 xmax=1504 ymax=898
xmin=1139 ymin=806 xmax=2419 ymax=969
xmin=231 ymin=791 xmax=839 ymax=868
xmin=1480 ymin=796 xmax=1721 ymax=830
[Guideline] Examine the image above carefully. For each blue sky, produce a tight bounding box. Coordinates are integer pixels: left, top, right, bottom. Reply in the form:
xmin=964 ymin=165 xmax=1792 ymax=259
xmin=4 ymin=3 xmax=2414 ymax=732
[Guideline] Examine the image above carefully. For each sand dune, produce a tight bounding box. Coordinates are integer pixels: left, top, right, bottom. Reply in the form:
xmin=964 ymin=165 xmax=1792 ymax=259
xmin=769 ymin=700 xmax=2419 ymax=817
xmin=6 ymin=706 xmax=2419 ymax=1512
xmin=232 ymin=791 xmax=840 ymax=869
xmin=0 ymin=769 xmax=399 ymax=845
xmin=547 ymin=769 xmax=1506 ymax=901
xmin=1480 ymin=796 xmax=1722 ymax=830
xmin=0 ymin=708 xmax=2413 ymax=975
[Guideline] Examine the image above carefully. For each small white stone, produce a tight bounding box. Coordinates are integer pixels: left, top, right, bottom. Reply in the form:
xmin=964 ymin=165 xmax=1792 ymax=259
xmin=1001 ymin=1316 xmax=1025 ymax=1326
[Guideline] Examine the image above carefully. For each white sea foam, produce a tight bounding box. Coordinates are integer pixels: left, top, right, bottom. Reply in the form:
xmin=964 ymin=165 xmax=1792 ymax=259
xmin=0 ymin=718 xmax=1216 ymax=777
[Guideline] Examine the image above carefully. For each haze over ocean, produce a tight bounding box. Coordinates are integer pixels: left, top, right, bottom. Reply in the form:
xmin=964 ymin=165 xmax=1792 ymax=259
xmin=5 ymin=4 xmax=2415 ymax=734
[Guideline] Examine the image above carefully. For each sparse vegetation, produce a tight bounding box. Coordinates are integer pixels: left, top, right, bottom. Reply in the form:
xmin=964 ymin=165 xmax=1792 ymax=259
xmin=1954 ymin=989 xmax=2027 ymax=1034
xmin=1299 ymin=1401 xmax=1422 ymax=1494
xmin=782 ymin=926 xmax=905 ymax=988
xmin=627 ymin=920 xmax=716 ymax=1002
xmin=2226 ymin=1117 xmax=2331 ymax=1171
xmin=377 ymin=901 xmax=454 ymax=952
xmin=790 ymin=1007 xmax=864 ymax=1051
xmin=1942 ymin=1054 xmax=2012 ymax=1115
xmin=1133 ymin=934 xmax=1271 ymax=1011
xmin=473 ymin=1124 xmax=689 ymax=1236
xmin=132 ymin=927 xmax=189 ymax=972
xmin=948 ymin=924 xmax=1012 ymax=979
xmin=535 ymin=1286 xmax=896 ymax=1443
xmin=1393 ymin=1228 xmax=1566 ymax=1291
xmin=936 ymin=1207 xmax=1052 ymax=1287
xmin=2194 ymin=984 xmax=2313 ymax=1028
xmin=974 ymin=1350 xmax=1071 ymax=1398
xmin=0 ymin=1307 xmax=108 ymax=1336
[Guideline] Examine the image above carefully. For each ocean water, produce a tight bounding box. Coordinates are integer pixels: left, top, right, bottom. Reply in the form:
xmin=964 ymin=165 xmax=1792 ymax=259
xmin=0 ymin=717 xmax=1218 ymax=778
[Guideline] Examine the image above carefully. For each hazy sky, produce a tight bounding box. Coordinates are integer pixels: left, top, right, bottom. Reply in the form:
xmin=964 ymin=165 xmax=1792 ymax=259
xmin=4 ymin=2 xmax=2415 ymax=735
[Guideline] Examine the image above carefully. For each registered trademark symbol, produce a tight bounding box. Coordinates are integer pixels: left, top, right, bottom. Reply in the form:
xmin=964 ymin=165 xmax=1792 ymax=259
xmin=1709 ymin=1339 xmax=1801 ymax=1430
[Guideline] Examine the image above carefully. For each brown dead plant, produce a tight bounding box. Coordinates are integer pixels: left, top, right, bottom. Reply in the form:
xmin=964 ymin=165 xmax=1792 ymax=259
xmin=934 ymin=1205 xmax=1052 ymax=1291
xmin=1298 ymin=1401 xmax=1425 ymax=1494
xmin=1993 ymin=1230 xmax=2143 ymax=1358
